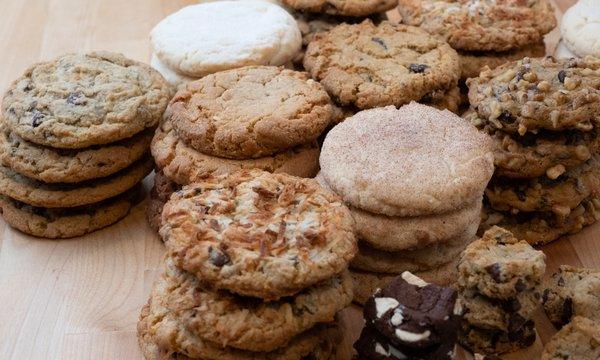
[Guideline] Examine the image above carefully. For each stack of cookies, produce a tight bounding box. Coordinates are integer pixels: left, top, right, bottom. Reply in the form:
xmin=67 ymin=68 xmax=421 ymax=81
xmin=354 ymin=271 xmax=461 ymax=360
xmin=147 ymin=65 xmax=333 ymax=231
xmin=456 ymin=226 xmax=546 ymax=355
xmin=138 ymin=170 xmax=357 ymax=359
xmin=318 ymin=103 xmax=494 ymax=304
xmin=0 ymin=52 xmax=169 ymax=239
xmin=397 ymin=0 xmax=556 ymax=88
xmin=467 ymin=56 xmax=600 ymax=245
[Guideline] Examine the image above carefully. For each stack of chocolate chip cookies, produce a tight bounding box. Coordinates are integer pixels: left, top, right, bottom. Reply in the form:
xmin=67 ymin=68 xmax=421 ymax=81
xmin=456 ymin=226 xmax=546 ymax=355
xmin=147 ymin=65 xmax=333 ymax=231
xmin=0 ymin=52 xmax=170 ymax=239
xmin=354 ymin=271 xmax=461 ymax=360
xmin=397 ymin=0 xmax=556 ymax=88
xmin=138 ymin=170 xmax=357 ymax=359
xmin=466 ymin=56 xmax=600 ymax=245
xmin=318 ymin=103 xmax=494 ymax=304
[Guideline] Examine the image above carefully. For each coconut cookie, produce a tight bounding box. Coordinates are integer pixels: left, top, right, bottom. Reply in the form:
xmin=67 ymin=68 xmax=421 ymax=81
xmin=284 ymin=0 xmax=396 ymax=17
xmin=541 ymin=316 xmax=600 ymax=360
xmin=150 ymin=54 xmax=195 ymax=87
xmin=150 ymin=1 xmax=301 ymax=78
xmin=320 ymin=104 xmax=494 ymax=217
xmin=160 ymin=170 xmax=356 ymax=300
xmin=397 ymin=0 xmax=556 ymax=52
xmin=561 ymin=0 xmax=600 ymax=58
xmin=167 ymin=66 xmax=332 ymax=159
xmin=555 ymin=41 xmax=577 ymax=60
xmin=1 ymin=52 xmax=170 ymax=149
xmin=303 ymin=21 xmax=460 ymax=109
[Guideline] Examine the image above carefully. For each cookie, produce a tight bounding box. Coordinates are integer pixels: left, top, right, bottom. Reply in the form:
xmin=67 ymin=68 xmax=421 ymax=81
xmin=480 ymin=196 xmax=600 ymax=246
xmin=459 ymin=319 xmax=537 ymax=355
xmin=364 ymin=271 xmax=459 ymax=349
xmin=303 ymin=21 xmax=460 ymax=110
xmin=458 ymin=226 xmax=546 ymax=300
xmin=146 ymin=170 xmax=179 ymax=232
xmin=284 ymin=0 xmax=396 ymax=17
xmin=350 ymin=219 xmax=478 ymax=274
xmin=1 ymin=52 xmax=170 ymax=149
xmin=554 ymin=40 xmax=577 ymax=60
xmin=541 ymin=316 xmax=600 ymax=360
xmin=458 ymin=42 xmax=546 ymax=81
xmin=0 ymin=122 xmax=153 ymax=184
xmin=150 ymin=1 xmax=301 ymax=78
xmin=161 ymin=170 xmax=356 ymax=300
xmin=151 ymin=120 xmax=320 ymax=186
xmin=0 ymin=156 xmax=152 ymax=208
xmin=467 ymin=56 xmax=600 ymax=135
xmin=397 ymin=0 xmax=556 ymax=52
xmin=561 ymin=0 xmax=600 ymax=58
xmin=167 ymin=66 xmax=332 ymax=159
xmin=426 ymin=86 xmax=461 ymax=114
xmin=150 ymin=54 xmax=195 ymax=87
xmin=485 ymin=156 xmax=600 ymax=216
xmin=320 ymin=103 xmax=494 ymax=217
xmin=542 ymin=265 xmax=600 ymax=328
xmin=350 ymin=259 xmax=459 ymax=305
xmin=0 ymin=185 xmax=141 ymax=239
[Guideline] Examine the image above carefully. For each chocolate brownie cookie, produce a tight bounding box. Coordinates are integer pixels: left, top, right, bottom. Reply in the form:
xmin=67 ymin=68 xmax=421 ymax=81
xmin=168 ymin=66 xmax=332 ymax=159
xmin=303 ymin=21 xmax=460 ymax=109
xmin=458 ymin=226 xmax=546 ymax=300
xmin=283 ymin=0 xmax=396 ymax=17
xmin=0 ymin=122 xmax=153 ymax=183
xmin=468 ymin=56 xmax=600 ymax=135
xmin=541 ymin=316 xmax=600 ymax=360
xmin=459 ymin=319 xmax=537 ymax=355
xmin=542 ymin=265 xmax=600 ymax=328
xmin=397 ymin=0 xmax=556 ymax=52
xmin=0 ymin=156 xmax=152 ymax=208
xmin=1 ymin=52 xmax=170 ymax=149
xmin=161 ymin=170 xmax=356 ymax=300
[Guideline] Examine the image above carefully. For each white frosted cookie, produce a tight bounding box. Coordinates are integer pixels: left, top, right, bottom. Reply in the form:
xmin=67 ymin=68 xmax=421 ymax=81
xmin=561 ymin=0 xmax=600 ymax=58
xmin=554 ymin=40 xmax=577 ymax=60
xmin=150 ymin=54 xmax=196 ymax=86
xmin=150 ymin=1 xmax=302 ymax=77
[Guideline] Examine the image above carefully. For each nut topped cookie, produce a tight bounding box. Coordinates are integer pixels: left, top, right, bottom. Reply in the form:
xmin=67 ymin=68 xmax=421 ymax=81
xmin=397 ymin=0 xmax=556 ymax=52
xmin=467 ymin=57 xmax=600 ymax=135
xmin=160 ymin=170 xmax=356 ymax=300
xmin=303 ymin=21 xmax=460 ymax=109
xmin=168 ymin=66 xmax=332 ymax=159
xmin=284 ymin=0 xmax=397 ymax=17
xmin=1 ymin=52 xmax=170 ymax=149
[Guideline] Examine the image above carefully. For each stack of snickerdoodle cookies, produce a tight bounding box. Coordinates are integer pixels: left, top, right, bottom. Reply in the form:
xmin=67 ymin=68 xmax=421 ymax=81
xmin=467 ymin=56 xmax=600 ymax=245
xmin=138 ymin=170 xmax=357 ymax=359
xmin=318 ymin=102 xmax=494 ymax=304
xmin=0 ymin=52 xmax=170 ymax=238
xmin=147 ymin=66 xmax=334 ymax=231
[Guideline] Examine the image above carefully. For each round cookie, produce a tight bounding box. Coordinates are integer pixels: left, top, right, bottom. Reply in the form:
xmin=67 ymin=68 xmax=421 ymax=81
xmin=541 ymin=316 xmax=600 ymax=360
xmin=1 ymin=52 xmax=170 ymax=149
xmin=284 ymin=0 xmax=396 ymax=17
xmin=0 ymin=186 xmax=141 ymax=239
xmin=458 ymin=226 xmax=546 ymax=300
xmin=146 ymin=170 xmax=180 ymax=232
xmin=150 ymin=54 xmax=195 ymax=87
xmin=157 ymin=256 xmax=351 ymax=352
xmin=467 ymin=56 xmax=600 ymax=135
xmin=303 ymin=21 xmax=460 ymax=109
xmin=459 ymin=320 xmax=537 ymax=355
xmin=425 ymin=86 xmax=461 ymax=114
xmin=151 ymin=120 xmax=320 ymax=186
xmin=397 ymin=0 xmax=556 ymax=52
xmin=0 ymin=156 xmax=153 ymax=208
xmin=168 ymin=66 xmax=332 ymax=159
xmin=561 ymin=0 xmax=600 ymax=58
xmin=0 ymin=123 xmax=153 ymax=184
xmin=320 ymin=103 xmax=494 ymax=217
xmin=150 ymin=1 xmax=301 ymax=78
xmin=351 ymin=219 xmax=478 ymax=274
xmin=554 ymin=40 xmax=577 ymax=60
xmin=161 ymin=170 xmax=356 ymax=300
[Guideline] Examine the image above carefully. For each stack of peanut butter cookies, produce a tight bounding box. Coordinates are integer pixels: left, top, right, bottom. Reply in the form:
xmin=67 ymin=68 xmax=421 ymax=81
xmin=147 ymin=65 xmax=333 ymax=231
xmin=0 ymin=52 xmax=170 ymax=238
xmin=467 ymin=56 xmax=600 ymax=245
xmin=456 ymin=226 xmax=546 ymax=356
xmin=138 ymin=170 xmax=357 ymax=359
xmin=397 ymin=0 xmax=556 ymax=85
xmin=318 ymin=103 xmax=494 ymax=304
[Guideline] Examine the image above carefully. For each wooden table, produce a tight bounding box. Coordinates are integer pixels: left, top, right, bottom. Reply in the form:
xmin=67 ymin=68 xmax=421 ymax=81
xmin=0 ymin=1 xmax=589 ymax=359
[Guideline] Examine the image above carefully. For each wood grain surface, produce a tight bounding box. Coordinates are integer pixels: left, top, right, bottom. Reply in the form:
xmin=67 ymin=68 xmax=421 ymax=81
xmin=0 ymin=1 xmax=588 ymax=359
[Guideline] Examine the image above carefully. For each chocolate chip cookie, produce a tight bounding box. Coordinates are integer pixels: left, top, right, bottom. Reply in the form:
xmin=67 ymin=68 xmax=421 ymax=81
xmin=541 ymin=316 xmax=600 ymax=360
xmin=283 ymin=0 xmax=396 ymax=17
xmin=459 ymin=319 xmax=537 ymax=355
xmin=146 ymin=170 xmax=179 ymax=232
xmin=1 ymin=52 xmax=171 ymax=149
xmin=303 ymin=21 xmax=460 ymax=109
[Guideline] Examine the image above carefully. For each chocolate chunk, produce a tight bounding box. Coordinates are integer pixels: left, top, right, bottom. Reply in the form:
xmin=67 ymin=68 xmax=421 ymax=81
xmin=409 ymin=64 xmax=429 ymax=73
xmin=515 ymin=188 xmax=527 ymax=202
xmin=486 ymin=263 xmax=503 ymax=282
xmin=560 ymin=297 xmax=573 ymax=326
xmin=514 ymin=279 xmax=527 ymax=292
xmin=208 ymin=246 xmax=230 ymax=267
xmin=31 ymin=110 xmax=45 ymax=128
xmin=371 ymin=37 xmax=387 ymax=50
xmin=66 ymin=91 xmax=86 ymax=105
xmin=498 ymin=111 xmax=516 ymax=124
xmin=558 ymin=70 xmax=567 ymax=83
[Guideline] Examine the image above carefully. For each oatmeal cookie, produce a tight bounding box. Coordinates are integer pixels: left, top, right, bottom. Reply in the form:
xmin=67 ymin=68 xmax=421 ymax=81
xmin=303 ymin=21 xmax=460 ymax=109
xmin=1 ymin=52 xmax=170 ymax=149
xmin=423 ymin=86 xmax=461 ymax=113
xmin=541 ymin=316 xmax=600 ymax=360
xmin=161 ymin=170 xmax=356 ymax=300
xmin=168 ymin=66 xmax=332 ymax=159
xmin=397 ymin=0 xmax=556 ymax=52
xmin=467 ymin=56 xmax=600 ymax=134
xmin=283 ymin=0 xmax=396 ymax=17
xmin=146 ymin=170 xmax=179 ymax=232
xmin=459 ymin=319 xmax=537 ymax=355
